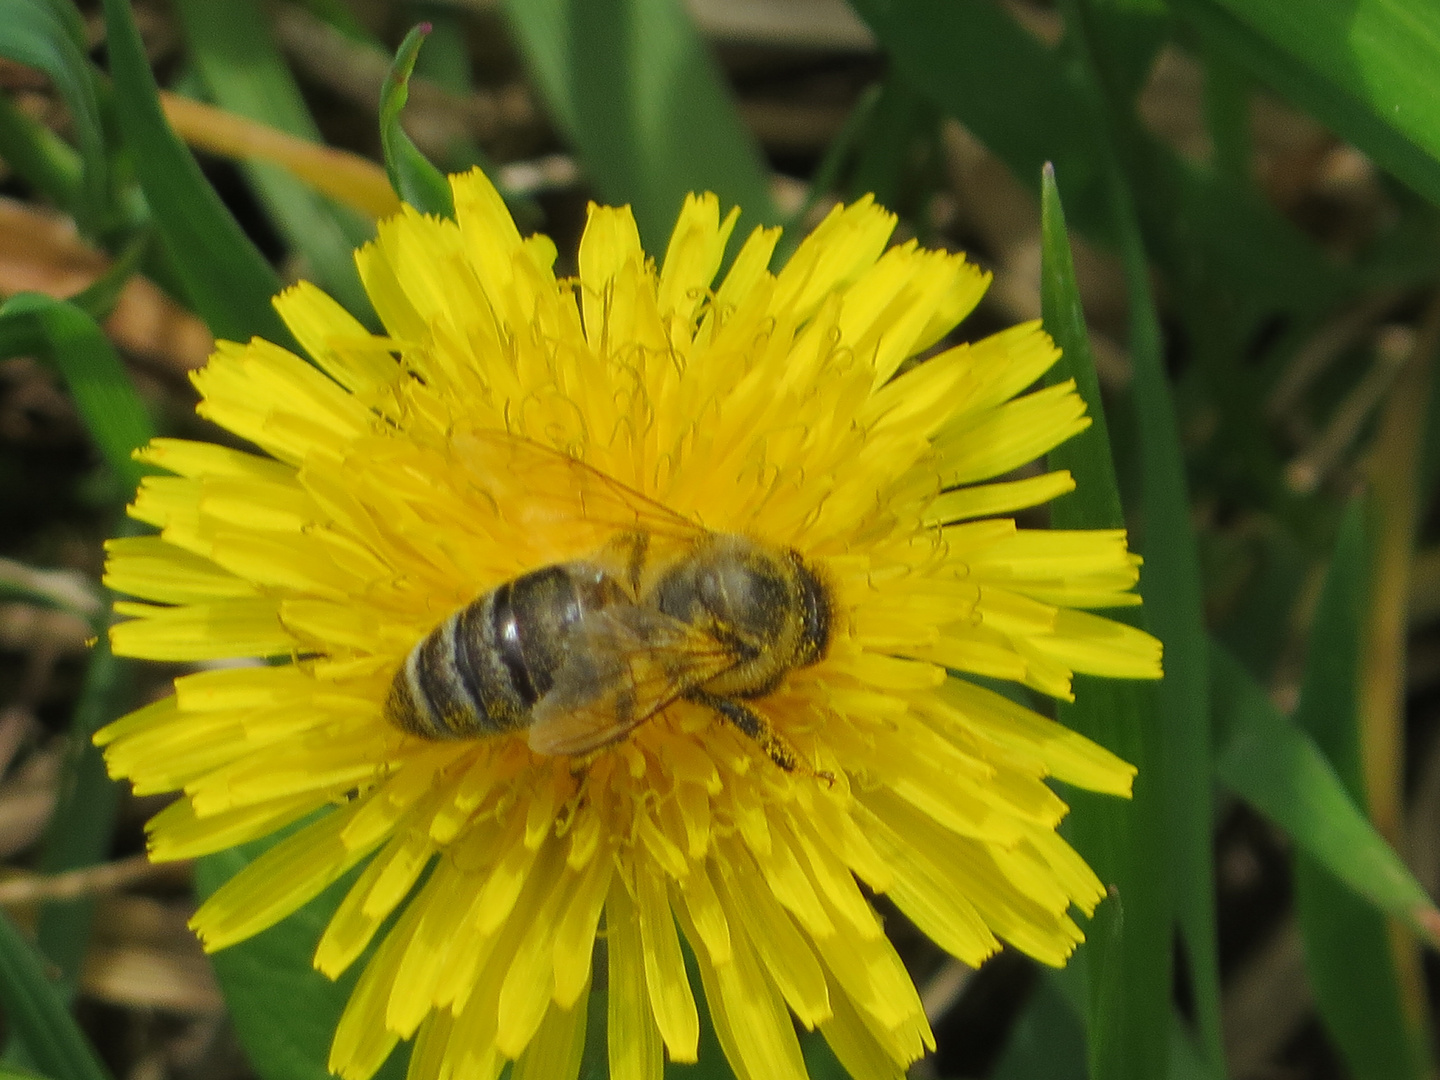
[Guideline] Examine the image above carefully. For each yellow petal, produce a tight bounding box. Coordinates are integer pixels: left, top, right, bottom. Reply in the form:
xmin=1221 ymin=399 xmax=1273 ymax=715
xmin=657 ymin=192 xmax=738 ymax=329
xmin=675 ymin=900 xmax=809 ymax=1080
xmin=110 ymin=598 xmax=294 ymax=661
xmin=607 ymin=876 xmax=665 ymax=1080
xmin=635 ymin=864 xmax=699 ymax=1062
xmin=191 ymin=801 xmax=379 ymax=952
xmin=511 ymin=992 xmax=589 ymax=1080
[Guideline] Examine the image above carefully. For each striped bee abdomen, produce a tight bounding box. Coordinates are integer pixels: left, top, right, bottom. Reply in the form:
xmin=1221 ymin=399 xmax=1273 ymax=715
xmin=385 ymin=562 xmax=624 ymax=740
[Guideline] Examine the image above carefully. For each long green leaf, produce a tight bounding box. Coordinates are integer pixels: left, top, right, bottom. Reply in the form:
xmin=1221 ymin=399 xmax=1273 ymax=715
xmin=408 ymin=4 xmax=543 ymax=230
xmin=195 ymin=841 xmax=411 ymax=1080
xmin=1198 ymin=40 xmax=1251 ymax=186
xmin=1212 ymin=640 xmax=1440 ymax=945
xmin=33 ymin=624 xmax=133 ymax=994
xmin=1276 ymin=500 xmax=1427 ymax=1079
xmin=100 ymin=0 xmax=290 ymax=346
xmin=68 ymin=230 xmax=152 ymax=326
xmin=1172 ymin=0 xmax=1440 ymax=212
xmin=839 ymin=76 xmax=937 ymax=214
xmin=847 ymin=0 xmax=1348 ymax=340
xmin=850 ymin=0 xmax=1101 ymax=225
xmin=0 ymin=294 xmax=152 ymax=987
xmin=1041 ymin=166 xmax=1170 ymax=1080
xmin=1060 ymin=1 xmax=1225 ymax=1069
xmin=0 ymin=0 xmax=107 ymax=221
xmin=994 ymin=970 xmax=1088 ymax=1080
xmin=0 ymin=89 xmax=83 ymax=218
xmin=501 ymin=0 xmax=778 ymax=250
xmin=0 ymin=911 xmax=109 ymax=1080
xmin=169 ymin=0 xmax=374 ymax=316
xmin=8 ymin=301 xmax=151 ymax=994
xmin=293 ymin=0 xmax=369 ymax=41
xmin=0 ymin=294 xmax=153 ymax=490
xmin=1296 ymin=866 xmax=1428 ymax=1080
xmin=380 ymin=24 xmax=455 ymax=220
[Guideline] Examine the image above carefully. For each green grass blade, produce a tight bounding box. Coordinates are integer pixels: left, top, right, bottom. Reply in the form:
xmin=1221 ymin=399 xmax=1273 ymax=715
xmin=292 ymin=0 xmax=369 ymax=41
xmin=1172 ymin=0 xmax=1440 ymax=211
xmin=0 ymin=294 xmax=154 ymax=490
xmin=501 ymin=0 xmax=778 ymax=250
xmin=840 ymin=76 xmax=937 ymax=213
xmin=35 ymin=0 xmax=86 ymax=46
xmin=0 ymin=92 xmax=84 ymax=220
xmin=1059 ymin=1 xmax=1224 ymax=1067
xmin=1084 ymin=1 xmax=1169 ymax=104
xmin=0 ymin=0 xmax=107 ymax=221
xmin=1041 ymin=166 xmax=1125 ymax=528
xmin=848 ymin=0 xmax=1347 ymax=338
xmin=69 ymin=230 xmax=151 ymax=326
xmin=1199 ymin=42 xmax=1251 ymax=187
xmin=849 ymin=0 xmax=1102 ymax=224
xmin=1041 ymin=166 xmax=1170 ymax=1080
xmin=32 ymin=624 xmax=134 ymax=994
xmin=1169 ymin=1025 xmax=1213 ymax=1080
xmin=994 ymin=971 xmax=1088 ymax=1080
xmin=1291 ymin=501 xmax=1428 ymax=1079
xmin=408 ymin=4 xmax=543 ymax=230
xmin=1211 ymin=641 xmax=1440 ymax=945
xmin=380 ymin=24 xmax=455 ymax=220
xmin=0 ymin=911 xmax=109 ymax=1080
xmin=1295 ymin=867 xmax=1429 ymax=1080
xmin=99 ymin=0 xmax=289 ymax=346
xmin=0 ymin=293 xmax=153 ymax=988
xmin=169 ymin=0 xmax=375 ymax=317
xmin=195 ymin=843 xmax=410 ymax=1080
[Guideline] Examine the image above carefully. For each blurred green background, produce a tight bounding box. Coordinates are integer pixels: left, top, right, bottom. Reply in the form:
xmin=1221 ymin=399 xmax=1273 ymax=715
xmin=2 ymin=1 xmax=1440 ymax=1079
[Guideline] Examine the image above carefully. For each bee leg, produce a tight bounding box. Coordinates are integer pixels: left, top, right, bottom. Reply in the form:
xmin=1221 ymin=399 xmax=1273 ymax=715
xmin=689 ymin=690 xmax=832 ymax=782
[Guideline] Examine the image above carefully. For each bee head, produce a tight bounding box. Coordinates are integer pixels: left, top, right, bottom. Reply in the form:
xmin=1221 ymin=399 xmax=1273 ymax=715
xmin=788 ymin=551 xmax=831 ymax=666
xmin=654 ymin=535 xmax=830 ymax=668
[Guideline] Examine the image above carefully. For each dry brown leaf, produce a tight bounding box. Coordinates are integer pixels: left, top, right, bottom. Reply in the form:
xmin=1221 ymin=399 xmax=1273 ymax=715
xmin=82 ymin=895 xmax=220 ymax=1014
xmin=0 ymin=743 xmax=60 ymax=858
xmin=83 ymin=943 xmax=224 ymax=1015
xmin=159 ymin=93 xmax=400 ymax=220
xmin=0 ymin=601 xmax=90 ymax=651
xmin=0 ymin=199 xmax=212 ymax=373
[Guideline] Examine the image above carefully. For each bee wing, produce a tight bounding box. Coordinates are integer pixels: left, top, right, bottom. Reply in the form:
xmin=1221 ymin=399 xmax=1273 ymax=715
xmin=452 ymin=429 xmax=707 ymax=543
xmin=526 ymin=606 xmax=736 ymax=756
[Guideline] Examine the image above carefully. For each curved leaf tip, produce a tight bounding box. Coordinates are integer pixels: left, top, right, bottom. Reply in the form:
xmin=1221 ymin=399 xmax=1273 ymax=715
xmin=380 ymin=23 xmax=454 ymax=219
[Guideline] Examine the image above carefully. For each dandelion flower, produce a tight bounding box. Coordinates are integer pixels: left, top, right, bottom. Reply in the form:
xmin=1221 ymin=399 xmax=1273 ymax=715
xmin=98 ymin=169 xmax=1161 ymax=1080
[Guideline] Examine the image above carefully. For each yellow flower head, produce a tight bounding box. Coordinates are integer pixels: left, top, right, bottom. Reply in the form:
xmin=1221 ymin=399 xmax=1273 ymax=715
xmin=98 ymin=169 xmax=1160 ymax=1080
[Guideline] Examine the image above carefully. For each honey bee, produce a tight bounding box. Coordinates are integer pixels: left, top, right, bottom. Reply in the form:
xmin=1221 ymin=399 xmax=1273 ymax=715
xmin=384 ymin=434 xmax=832 ymax=772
